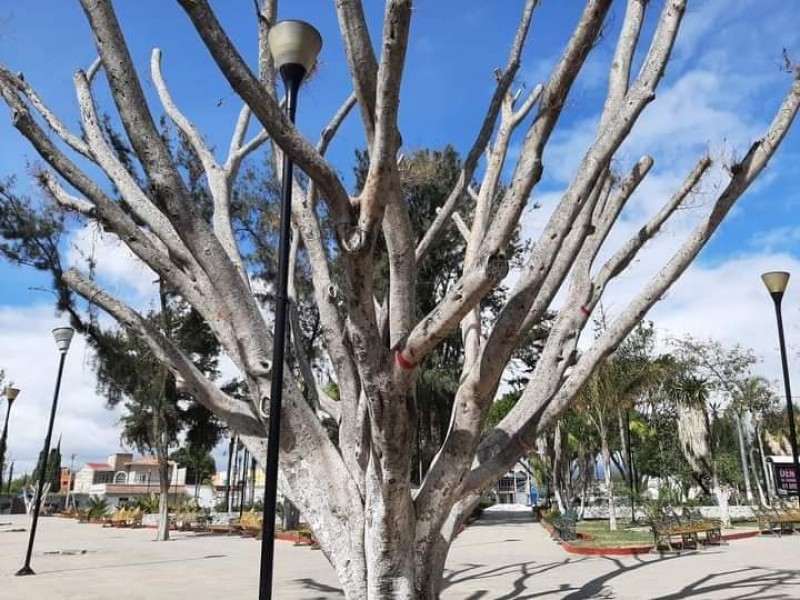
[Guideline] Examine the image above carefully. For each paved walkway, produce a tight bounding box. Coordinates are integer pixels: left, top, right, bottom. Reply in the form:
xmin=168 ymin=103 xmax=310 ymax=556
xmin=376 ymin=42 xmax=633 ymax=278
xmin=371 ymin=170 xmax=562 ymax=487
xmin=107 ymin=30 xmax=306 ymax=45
xmin=1 ymin=508 xmax=799 ymax=598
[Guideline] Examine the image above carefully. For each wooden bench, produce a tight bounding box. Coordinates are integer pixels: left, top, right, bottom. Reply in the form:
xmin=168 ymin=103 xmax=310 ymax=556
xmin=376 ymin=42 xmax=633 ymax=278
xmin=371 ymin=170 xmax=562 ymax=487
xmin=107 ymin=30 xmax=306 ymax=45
xmin=102 ymin=508 xmax=128 ymax=528
xmin=650 ymin=510 xmax=721 ymax=551
xmin=754 ymin=505 xmax=800 ymax=536
xmin=233 ymin=510 xmax=263 ymax=539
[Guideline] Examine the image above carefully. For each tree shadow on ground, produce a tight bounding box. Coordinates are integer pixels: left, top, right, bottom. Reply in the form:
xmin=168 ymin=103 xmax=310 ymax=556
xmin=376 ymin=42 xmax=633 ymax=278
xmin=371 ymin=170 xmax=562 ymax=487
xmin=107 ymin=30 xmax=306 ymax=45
xmin=441 ymin=551 xmax=800 ymax=599
xmin=443 ymin=558 xmax=587 ymax=599
xmin=468 ymin=510 xmax=537 ymax=527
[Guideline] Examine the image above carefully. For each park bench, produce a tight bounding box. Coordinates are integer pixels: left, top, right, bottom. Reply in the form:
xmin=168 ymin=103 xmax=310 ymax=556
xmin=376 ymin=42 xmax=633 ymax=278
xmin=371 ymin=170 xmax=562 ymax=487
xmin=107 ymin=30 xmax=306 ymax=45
xmin=649 ymin=508 xmax=722 ymax=550
xmin=102 ymin=508 xmax=128 ymax=528
xmin=232 ymin=510 xmax=263 ymax=538
xmin=549 ymin=509 xmax=578 ymax=541
xmin=754 ymin=504 xmax=800 ymax=537
xmin=120 ymin=508 xmax=143 ymax=528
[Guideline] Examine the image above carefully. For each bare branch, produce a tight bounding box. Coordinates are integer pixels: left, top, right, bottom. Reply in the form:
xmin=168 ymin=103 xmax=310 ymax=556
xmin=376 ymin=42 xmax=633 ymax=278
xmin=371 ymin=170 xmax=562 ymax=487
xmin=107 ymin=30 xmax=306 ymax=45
xmin=86 ymin=57 xmax=103 ymax=83
xmin=452 ymin=212 xmax=471 ymax=241
xmin=151 ymin=48 xmax=217 ymax=173
xmin=0 ymin=66 xmax=91 ymax=159
xmin=405 ymin=0 xmax=612 ymax=371
xmin=415 ymin=0 xmax=539 ymax=263
xmin=228 ymin=104 xmax=252 ymax=158
xmin=38 ymin=171 xmax=96 ymax=216
xmin=318 ymin=92 xmax=358 ymax=155
xmin=468 ymin=73 xmax=800 ymax=495
xmin=353 ymin=0 xmax=414 ymax=257
xmin=73 ymin=70 xmax=196 ymax=271
xmin=599 ymin=0 xmax=646 ymax=131
xmin=594 ymin=156 xmax=712 ymax=292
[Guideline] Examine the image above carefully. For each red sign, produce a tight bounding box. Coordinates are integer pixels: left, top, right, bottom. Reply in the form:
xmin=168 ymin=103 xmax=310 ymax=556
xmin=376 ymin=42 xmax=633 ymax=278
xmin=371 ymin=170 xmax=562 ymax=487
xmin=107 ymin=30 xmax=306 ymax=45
xmin=773 ymin=463 xmax=799 ymax=496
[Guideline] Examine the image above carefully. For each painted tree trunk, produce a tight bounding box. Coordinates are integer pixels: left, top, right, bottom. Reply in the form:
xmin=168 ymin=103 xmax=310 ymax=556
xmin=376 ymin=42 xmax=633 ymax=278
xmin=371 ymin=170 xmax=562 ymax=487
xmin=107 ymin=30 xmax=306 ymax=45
xmin=156 ymin=446 xmax=170 ymax=542
xmin=735 ymin=415 xmax=754 ymax=503
xmin=712 ymin=473 xmax=731 ymax=529
xmin=756 ymin=426 xmax=774 ymax=502
xmin=600 ymin=436 xmax=617 ymax=531
xmin=750 ymin=445 xmax=767 ymax=507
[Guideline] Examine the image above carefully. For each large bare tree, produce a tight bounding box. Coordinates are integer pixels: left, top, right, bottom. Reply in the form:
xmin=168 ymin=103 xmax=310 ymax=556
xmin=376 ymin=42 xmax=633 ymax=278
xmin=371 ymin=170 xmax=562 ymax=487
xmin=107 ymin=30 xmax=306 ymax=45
xmin=1 ymin=1 xmax=798 ymax=597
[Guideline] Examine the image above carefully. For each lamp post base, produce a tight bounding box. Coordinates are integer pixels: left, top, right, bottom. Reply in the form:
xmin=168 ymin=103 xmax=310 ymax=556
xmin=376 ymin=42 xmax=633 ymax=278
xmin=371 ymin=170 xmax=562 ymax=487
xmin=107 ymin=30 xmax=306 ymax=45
xmin=15 ymin=565 xmax=36 ymax=576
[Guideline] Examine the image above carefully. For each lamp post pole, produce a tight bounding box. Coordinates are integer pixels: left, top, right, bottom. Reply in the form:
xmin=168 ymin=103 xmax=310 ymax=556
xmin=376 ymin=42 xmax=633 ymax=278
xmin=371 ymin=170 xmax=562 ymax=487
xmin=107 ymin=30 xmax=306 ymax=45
xmin=0 ymin=387 xmax=20 ymax=496
xmin=762 ymin=271 xmax=800 ymax=498
xmin=225 ymin=434 xmax=235 ymax=512
xmin=625 ymin=410 xmax=636 ymax=522
xmin=17 ymin=326 xmax=74 ymax=576
xmin=260 ymin=20 xmax=322 ymax=600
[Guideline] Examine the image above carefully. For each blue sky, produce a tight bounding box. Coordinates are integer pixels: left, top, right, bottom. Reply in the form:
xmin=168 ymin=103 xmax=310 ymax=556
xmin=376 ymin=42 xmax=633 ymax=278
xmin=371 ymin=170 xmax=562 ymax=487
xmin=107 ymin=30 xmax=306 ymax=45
xmin=0 ymin=0 xmax=799 ymax=473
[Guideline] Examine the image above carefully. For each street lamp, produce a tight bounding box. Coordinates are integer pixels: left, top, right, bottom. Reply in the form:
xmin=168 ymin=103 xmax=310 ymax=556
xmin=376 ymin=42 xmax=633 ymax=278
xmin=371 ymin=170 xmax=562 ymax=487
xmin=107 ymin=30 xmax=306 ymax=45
xmin=0 ymin=386 xmax=20 ymax=496
xmin=761 ymin=271 xmax=800 ymax=497
xmin=16 ymin=326 xmax=74 ymax=577
xmin=260 ymin=19 xmax=322 ymax=600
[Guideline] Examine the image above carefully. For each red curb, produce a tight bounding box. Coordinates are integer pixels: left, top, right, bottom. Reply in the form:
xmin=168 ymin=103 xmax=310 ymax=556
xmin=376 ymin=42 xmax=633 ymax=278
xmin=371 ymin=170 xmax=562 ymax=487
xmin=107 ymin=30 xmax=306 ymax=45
xmin=542 ymin=522 xmax=761 ymax=557
xmin=721 ymin=530 xmax=760 ymax=542
xmin=562 ymin=542 xmax=654 ymax=556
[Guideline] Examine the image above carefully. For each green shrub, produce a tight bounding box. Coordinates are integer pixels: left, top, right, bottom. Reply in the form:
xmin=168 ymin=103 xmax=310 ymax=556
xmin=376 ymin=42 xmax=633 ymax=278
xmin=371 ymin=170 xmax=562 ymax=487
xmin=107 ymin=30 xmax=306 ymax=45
xmin=87 ymin=496 xmax=110 ymax=520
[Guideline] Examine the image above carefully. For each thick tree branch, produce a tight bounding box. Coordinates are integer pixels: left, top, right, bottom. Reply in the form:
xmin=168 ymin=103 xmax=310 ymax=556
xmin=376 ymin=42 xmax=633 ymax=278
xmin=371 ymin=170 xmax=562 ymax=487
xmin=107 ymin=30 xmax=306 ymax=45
xmin=64 ymin=268 xmax=264 ymax=437
xmin=335 ymin=0 xmax=378 ymax=146
xmin=73 ymin=71 xmax=197 ymax=272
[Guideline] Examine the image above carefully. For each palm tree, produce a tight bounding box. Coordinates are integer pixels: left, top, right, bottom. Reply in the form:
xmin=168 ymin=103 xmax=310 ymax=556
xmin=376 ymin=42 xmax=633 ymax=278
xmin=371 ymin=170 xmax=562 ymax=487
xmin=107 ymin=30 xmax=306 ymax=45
xmin=672 ymin=374 xmax=733 ymax=527
xmin=575 ymin=322 xmax=668 ymax=530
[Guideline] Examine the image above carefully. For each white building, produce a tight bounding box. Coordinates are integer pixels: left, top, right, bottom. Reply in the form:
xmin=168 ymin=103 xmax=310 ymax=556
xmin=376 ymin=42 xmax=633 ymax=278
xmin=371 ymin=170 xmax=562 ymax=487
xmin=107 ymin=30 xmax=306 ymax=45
xmin=72 ymin=453 xmax=186 ymax=508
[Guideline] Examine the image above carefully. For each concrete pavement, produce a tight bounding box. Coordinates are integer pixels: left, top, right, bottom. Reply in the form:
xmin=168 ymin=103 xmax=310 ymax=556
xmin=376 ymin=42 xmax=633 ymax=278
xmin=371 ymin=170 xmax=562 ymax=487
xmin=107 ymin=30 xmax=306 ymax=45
xmin=0 ymin=507 xmax=798 ymax=598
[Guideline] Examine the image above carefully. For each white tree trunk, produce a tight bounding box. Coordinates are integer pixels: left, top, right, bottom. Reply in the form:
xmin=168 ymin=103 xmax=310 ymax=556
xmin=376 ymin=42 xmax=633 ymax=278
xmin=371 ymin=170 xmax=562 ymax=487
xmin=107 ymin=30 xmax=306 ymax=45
xmin=735 ymin=415 xmax=754 ymax=503
xmin=156 ymin=454 xmax=170 ymax=542
xmin=601 ymin=437 xmax=617 ymax=531
xmin=712 ymin=473 xmax=731 ymax=529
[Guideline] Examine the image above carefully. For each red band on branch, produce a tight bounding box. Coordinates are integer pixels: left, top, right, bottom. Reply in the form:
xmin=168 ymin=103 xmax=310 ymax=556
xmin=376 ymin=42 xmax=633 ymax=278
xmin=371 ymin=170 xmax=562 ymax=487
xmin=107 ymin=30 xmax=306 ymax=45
xmin=395 ymin=349 xmax=416 ymax=371
xmin=580 ymin=305 xmax=591 ymax=316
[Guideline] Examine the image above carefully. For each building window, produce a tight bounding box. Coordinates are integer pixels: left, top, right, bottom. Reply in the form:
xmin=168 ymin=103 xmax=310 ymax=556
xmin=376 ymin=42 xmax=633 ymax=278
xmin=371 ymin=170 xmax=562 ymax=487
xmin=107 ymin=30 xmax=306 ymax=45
xmin=114 ymin=472 xmax=127 ymax=484
xmin=93 ymin=471 xmax=113 ymax=484
xmin=136 ymin=472 xmax=149 ymax=484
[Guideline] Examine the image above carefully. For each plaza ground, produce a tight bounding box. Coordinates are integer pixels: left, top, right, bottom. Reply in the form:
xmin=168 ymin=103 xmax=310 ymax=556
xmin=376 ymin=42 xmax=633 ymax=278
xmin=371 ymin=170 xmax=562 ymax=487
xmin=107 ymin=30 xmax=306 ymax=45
xmin=1 ymin=507 xmax=799 ymax=599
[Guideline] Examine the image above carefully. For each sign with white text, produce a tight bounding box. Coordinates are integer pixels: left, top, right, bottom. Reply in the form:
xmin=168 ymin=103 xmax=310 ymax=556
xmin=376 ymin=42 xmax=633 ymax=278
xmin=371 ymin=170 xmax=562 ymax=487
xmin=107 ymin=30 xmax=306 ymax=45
xmin=773 ymin=463 xmax=799 ymax=496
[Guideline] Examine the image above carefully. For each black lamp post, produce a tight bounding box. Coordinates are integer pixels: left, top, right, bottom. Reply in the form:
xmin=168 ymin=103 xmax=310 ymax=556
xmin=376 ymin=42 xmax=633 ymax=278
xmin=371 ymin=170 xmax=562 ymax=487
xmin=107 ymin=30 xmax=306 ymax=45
xmin=0 ymin=386 xmax=21 ymax=496
xmin=17 ymin=326 xmax=74 ymax=576
xmin=762 ymin=271 xmax=800 ymax=496
xmin=625 ymin=410 xmax=636 ymax=522
xmin=259 ymin=20 xmax=322 ymax=600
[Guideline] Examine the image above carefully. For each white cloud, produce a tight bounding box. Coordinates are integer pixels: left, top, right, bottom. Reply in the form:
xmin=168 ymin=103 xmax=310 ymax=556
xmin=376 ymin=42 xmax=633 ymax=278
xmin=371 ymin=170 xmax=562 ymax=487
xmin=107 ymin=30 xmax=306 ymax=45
xmin=66 ymin=223 xmax=158 ymax=309
xmin=0 ymin=304 xmax=125 ymax=476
